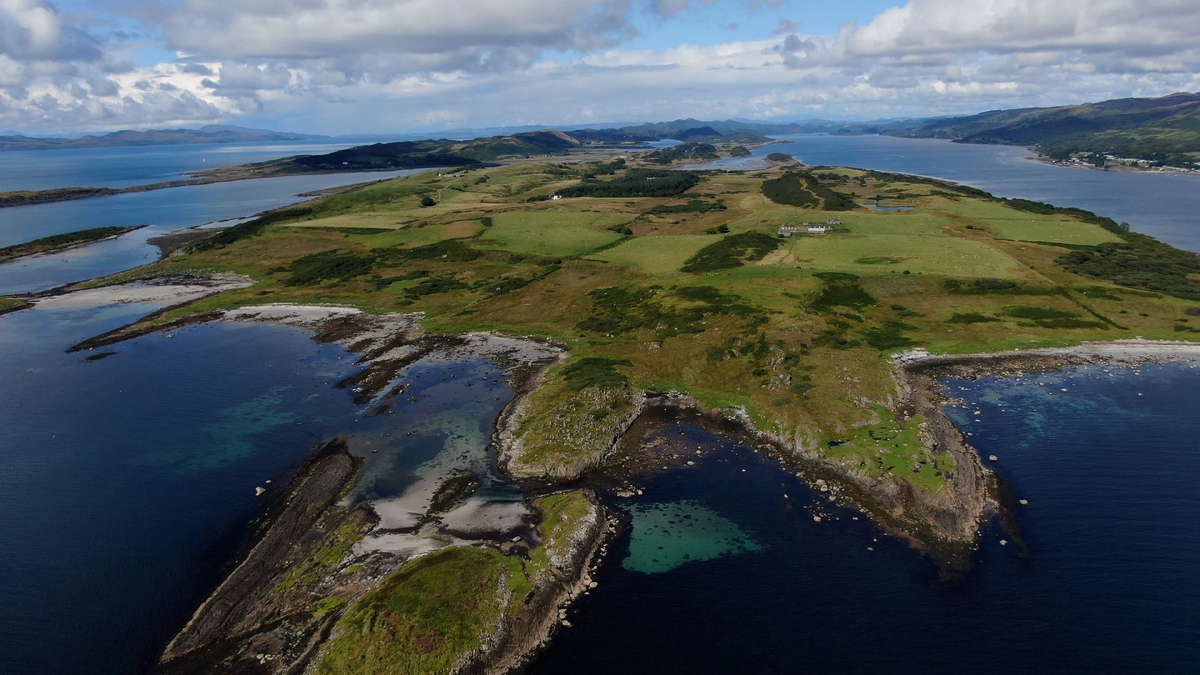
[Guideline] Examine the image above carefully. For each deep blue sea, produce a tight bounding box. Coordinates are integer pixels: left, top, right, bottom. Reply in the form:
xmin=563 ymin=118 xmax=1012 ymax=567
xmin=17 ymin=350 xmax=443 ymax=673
xmin=1 ymin=138 xmax=1199 ymax=673
xmin=0 ymin=297 xmax=516 ymax=674
xmin=530 ymin=362 xmax=1200 ymax=674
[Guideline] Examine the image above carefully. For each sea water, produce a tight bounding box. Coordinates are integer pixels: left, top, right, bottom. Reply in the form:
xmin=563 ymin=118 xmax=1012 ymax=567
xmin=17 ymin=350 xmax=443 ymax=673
xmin=3 ymin=137 xmax=1200 ymax=674
xmin=4 ymin=134 xmax=1199 ymax=297
xmin=530 ymin=362 xmax=1200 ymax=674
xmin=0 ymin=298 xmax=519 ymax=674
xmin=0 ymin=169 xmax=425 ymax=294
xmin=0 ymin=141 xmax=364 ymax=193
xmin=696 ymin=134 xmax=1200 ymax=252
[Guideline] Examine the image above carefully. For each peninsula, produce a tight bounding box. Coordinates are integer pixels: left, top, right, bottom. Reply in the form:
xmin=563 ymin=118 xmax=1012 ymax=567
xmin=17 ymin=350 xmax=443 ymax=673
xmin=30 ymin=154 xmax=1200 ymax=674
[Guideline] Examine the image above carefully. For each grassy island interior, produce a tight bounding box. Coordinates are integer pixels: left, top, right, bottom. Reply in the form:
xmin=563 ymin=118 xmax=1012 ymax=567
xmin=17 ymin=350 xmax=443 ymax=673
xmin=107 ymin=155 xmax=1200 ymax=494
xmin=316 ymin=492 xmax=593 ymax=675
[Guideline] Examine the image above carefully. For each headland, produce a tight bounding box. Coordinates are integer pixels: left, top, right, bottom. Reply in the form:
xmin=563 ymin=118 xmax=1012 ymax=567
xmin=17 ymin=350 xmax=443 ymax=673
xmin=19 ymin=149 xmax=1200 ymax=673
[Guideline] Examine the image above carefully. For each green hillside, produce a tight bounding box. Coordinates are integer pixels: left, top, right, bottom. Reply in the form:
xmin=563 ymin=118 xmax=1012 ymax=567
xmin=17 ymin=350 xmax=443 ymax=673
xmin=887 ymin=93 xmax=1200 ymax=168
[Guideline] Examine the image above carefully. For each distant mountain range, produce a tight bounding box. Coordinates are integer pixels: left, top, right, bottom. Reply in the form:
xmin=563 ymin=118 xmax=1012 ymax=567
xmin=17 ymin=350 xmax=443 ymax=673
xmin=0 ymin=125 xmax=328 ymax=152
xmin=884 ymin=92 xmax=1200 ymax=166
xmin=6 ymin=93 xmax=1196 ymax=169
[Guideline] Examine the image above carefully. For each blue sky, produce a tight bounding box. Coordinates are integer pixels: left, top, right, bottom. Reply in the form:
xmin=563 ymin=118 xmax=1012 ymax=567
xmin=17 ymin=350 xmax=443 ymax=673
xmin=624 ymin=1 xmax=898 ymax=50
xmin=2 ymin=0 xmax=1198 ymax=134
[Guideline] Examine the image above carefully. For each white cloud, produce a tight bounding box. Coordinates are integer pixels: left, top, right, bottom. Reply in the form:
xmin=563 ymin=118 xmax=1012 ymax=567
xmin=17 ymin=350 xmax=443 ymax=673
xmin=1 ymin=0 xmax=99 ymax=61
xmin=1 ymin=0 xmax=1199 ymax=133
xmin=161 ymin=0 xmax=635 ymax=65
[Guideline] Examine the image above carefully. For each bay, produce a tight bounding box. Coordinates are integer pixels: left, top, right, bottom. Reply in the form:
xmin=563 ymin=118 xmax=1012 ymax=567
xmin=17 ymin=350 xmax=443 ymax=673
xmin=3 ymin=136 xmax=1200 ymax=675
xmin=530 ymin=362 xmax=1200 ymax=674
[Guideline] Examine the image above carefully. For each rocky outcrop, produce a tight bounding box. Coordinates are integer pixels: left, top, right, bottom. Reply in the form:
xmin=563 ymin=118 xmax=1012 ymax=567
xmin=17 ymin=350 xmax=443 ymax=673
xmin=468 ymin=491 xmax=611 ymax=675
xmin=156 ymin=439 xmax=374 ymax=675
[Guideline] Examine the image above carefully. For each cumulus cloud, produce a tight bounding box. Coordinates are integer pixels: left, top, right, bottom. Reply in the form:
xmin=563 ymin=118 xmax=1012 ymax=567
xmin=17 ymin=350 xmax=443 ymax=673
xmin=836 ymin=0 xmax=1200 ymax=59
xmin=2 ymin=0 xmax=1200 ymax=133
xmin=1 ymin=0 xmax=100 ymax=61
xmin=762 ymin=0 xmax=1200 ymax=115
xmin=161 ymin=0 xmax=635 ymax=65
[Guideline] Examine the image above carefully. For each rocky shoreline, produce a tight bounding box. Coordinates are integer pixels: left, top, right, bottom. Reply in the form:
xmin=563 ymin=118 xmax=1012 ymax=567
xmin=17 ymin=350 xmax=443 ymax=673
xmin=49 ymin=273 xmax=1200 ymax=670
xmin=120 ymin=298 xmax=604 ymax=674
xmin=156 ymin=438 xmax=370 ymax=674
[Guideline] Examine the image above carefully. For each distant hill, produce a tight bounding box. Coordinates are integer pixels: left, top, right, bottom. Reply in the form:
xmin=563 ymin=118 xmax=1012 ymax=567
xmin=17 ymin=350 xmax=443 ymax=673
xmin=885 ymin=93 xmax=1200 ymax=167
xmin=0 ymin=125 xmax=328 ymax=152
xmin=263 ymin=129 xmax=587 ymax=173
xmin=567 ymin=119 xmax=773 ymax=144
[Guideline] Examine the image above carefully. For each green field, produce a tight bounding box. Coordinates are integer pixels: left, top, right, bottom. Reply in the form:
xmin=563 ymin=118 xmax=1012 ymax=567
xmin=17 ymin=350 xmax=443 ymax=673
xmin=121 ymin=159 xmax=1200 ymax=503
xmin=776 ymin=233 xmax=1027 ymax=277
xmin=982 ymin=219 xmax=1121 ymax=245
xmin=288 ymin=219 xmax=483 ymax=249
xmin=591 ymin=234 xmax=716 ymax=275
xmin=943 ymin=199 xmax=1122 ymax=245
xmin=81 ymin=138 xmax=1200 ymax=675
xmin=809 ymin=211 xmax=949 ymax=237
xmin=477 ymin=210 xmax=629 ymax=257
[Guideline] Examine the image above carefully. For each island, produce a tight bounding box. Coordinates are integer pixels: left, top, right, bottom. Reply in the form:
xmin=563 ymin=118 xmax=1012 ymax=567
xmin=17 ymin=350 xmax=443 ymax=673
xmin=34 ymin=153 xmax=1200 ymax=674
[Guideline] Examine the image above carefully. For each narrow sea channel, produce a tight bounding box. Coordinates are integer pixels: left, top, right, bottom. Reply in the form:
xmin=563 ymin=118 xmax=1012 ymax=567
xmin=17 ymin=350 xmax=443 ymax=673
xmin=529 ymin=362 xmax=1200 ymax=674
xmin=0 ymin=297 xmax=521 ymax=674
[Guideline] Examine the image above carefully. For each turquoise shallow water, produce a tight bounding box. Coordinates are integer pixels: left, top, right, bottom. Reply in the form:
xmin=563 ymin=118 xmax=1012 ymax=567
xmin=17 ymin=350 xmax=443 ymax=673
xmin=2 ymin=137 xmax=1199 ymax=674
xmin=0 ymin=298 xmax=519 ymax=674
xmin=623 ymin=500 xmax=761 ymax=574
xmin=531 ymin=362 xmax=1200 ymax=674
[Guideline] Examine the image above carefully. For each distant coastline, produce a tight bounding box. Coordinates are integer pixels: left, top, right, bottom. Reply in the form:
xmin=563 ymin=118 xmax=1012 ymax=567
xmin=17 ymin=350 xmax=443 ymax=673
xmin=1028 ymin=153 xmax=1200 ymax=175
xmin=0 ymin=125 xmax=327 ymax=153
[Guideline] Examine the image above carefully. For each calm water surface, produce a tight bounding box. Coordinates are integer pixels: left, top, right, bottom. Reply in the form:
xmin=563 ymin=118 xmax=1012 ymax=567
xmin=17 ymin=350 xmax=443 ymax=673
xmin=0 ymin=141 xmax=363 ymax=192
xmin=3 ymin=134 xmax=1199 ymax=297
xmin=531 ymin=362 xmax=1200 ymax=674
xmin=3 ymin=137 xmax=1200 ymax=674
xmin=0 ymin=169 xmax=423 ymax=294
xmin=0 ymin=296 xmax=518 ymax=674
xmin=700 ymin=134 xmax=1200 ymax=252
